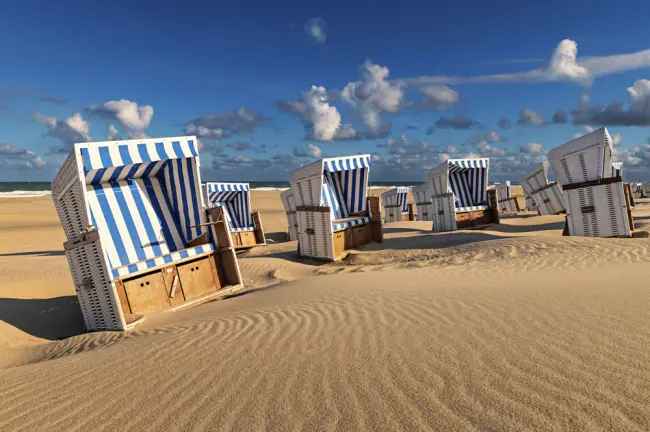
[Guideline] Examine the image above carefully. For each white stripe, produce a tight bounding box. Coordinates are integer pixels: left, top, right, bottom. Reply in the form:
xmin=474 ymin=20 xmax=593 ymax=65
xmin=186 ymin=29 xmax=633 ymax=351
xmin=151 ymin=177 xmax=184 ymax=250
xmin=120 ymin=181 xmax=158 ymax=260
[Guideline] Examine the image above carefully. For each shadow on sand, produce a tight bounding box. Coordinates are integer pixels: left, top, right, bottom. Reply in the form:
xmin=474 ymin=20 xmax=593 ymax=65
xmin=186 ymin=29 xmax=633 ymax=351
xmin=0 ymin=296 xmax=85 ymax=341
xmin=0 ymin=250 xmax=65 ymax=257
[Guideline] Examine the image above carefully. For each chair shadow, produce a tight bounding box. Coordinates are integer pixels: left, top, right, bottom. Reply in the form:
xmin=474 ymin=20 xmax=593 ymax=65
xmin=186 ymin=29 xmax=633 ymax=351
xmin=0 ymin=250 xmax=65 ymax=257
xmin=382 ymin=226 xmax=431 ymax=234
xmin=362 ymin=231 xmax=512 ymax=251
xmin=265 ymin=231 xmax=290 ymax=243
xmin=0 ymin=296 xmax=85 ymax=341
xmin=486 ymin=221 xmax=566 ymax=233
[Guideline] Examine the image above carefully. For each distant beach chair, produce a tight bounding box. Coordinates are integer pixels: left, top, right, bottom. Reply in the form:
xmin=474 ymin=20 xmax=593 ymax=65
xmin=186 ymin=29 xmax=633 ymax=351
xmin=290 ymin=154 xmax=382 ymax=260
xmin=203 ymin=182 xmax=265 ymax=249
xmin=381 ymin=186 xmax=414 ymax=223
xmin=521 ymin=162 xmax=566 ymax=216
xmin=548 ymin=127 xmax=633 ymax=237
xmin=427 ymin=158 xmax=497 ymax=232
xmin=494 ymin=181 xmax=521 ymax=216
xmin=280 ymin=189 xmax=298 ymax=241
xmin=412 ymin=183 xmax=433 ymax=221
xmin=52 ymin=136 xmax=243 ymax=332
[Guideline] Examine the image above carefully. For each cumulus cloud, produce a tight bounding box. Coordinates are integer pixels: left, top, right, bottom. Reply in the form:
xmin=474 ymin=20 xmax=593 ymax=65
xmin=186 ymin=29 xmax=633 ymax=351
xmin=398 ymin=39 xmax=650 ymax=87
xmin=573 ymin=79 xmax=650 ymax=126
xmin=419 ymin=85 xmax=459 ymax=109
xmin=341 ymin=61 xmax=404 ymax=135
xmin=517 ymin=108 xmax=544 ymax=126
xmin=277 ymin=85 xmax=362 ymax=141
xmin=107 ymin=124 xmax=120 ymax=140
xmin=305 ymin=17 xmax=327 ymax=44
xmin=34 ymin=112 xmax=90 ymax=149
xmin=292 ymin=143 xmax=322 ymax=158
xmin=185 ymin=107 xmax=267 ymax=141
xmin=0 ymin=143 xmax=46 ymax=169
xmin=435 ymin=115 xmax=479 ymax=129
xmin=520 ymin=142 xmax=545 ymax=156
xmin=87 ymin=99 xmax=153 ymax=138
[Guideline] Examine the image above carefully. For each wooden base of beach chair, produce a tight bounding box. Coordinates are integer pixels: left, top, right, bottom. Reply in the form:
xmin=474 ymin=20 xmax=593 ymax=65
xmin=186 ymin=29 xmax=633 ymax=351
xmin=456 ymin=209 xmax=497 ymax=228
xmin=229 ymin=211 xmax=267 ymax=250
xmin=562 ymin=178 xmax=632 ymax=237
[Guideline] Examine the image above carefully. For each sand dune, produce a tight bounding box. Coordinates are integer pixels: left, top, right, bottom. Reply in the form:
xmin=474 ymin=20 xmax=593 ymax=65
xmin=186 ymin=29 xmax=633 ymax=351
xmin=1 ymin=194 xmax=649 ymax=431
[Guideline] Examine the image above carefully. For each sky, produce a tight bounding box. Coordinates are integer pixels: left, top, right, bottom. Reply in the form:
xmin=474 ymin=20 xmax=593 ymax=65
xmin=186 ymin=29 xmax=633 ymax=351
xmin=2 ymin=0 xmax=650 ymax=183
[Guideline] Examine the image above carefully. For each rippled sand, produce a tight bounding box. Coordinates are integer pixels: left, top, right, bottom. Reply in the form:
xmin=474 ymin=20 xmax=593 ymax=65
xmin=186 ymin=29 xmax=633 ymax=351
xmin=1 ymin=194 xmax=649 ymax=431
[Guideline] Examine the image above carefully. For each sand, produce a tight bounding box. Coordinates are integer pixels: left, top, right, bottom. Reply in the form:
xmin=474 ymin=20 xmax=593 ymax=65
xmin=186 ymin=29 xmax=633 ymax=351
xmin=0 ymin=193 xmax=649 ymax=431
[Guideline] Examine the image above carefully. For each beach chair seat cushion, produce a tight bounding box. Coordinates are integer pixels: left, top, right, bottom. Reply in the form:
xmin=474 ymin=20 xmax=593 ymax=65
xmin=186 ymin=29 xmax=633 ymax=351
xmin=332 ymin=216 xmax=370 ymax=232
xmin=111 ymin=243 xmax=214 ymax=279
xmin=229 ymin=226 xmax=255 ymax=232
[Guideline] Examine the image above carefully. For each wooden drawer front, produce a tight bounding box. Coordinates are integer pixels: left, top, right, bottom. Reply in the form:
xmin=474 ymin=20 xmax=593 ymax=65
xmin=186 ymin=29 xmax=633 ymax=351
xmin=123 ymin=272 xmax=170 ymax=314
xmin=177 ymin=256 xmax=220 ymax=301
xmin=352 ymin=225 xmax=370 ymax=246
xmin=238 ymin=231 xmax=257 ymax=247
xmin=161 ymin=265 xmax=185 ymax=307
xmin=333 ymin=231 xmax=346 ymax=257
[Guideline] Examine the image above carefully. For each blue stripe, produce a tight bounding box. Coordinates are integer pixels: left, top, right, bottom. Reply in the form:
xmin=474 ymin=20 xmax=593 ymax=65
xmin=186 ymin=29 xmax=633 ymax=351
xmin=129 ymin=181 xmax=163 ymax=258
xmin=172 ymin=141 xmax=183 ymax=159
xmin=99 ymin=147 xmax=112 ymax=171
xmin=142 ymin=176 xmax=177 ymax=252
xmin=188 ymin=139 xmax=197 ymax=156
xmin=119 ymin=145 xmax=133 ymax=166
xmin=110 ymin=181 xmax=146 ymax=262
xmin=80 ymin=148 xmax=92 ymax=173
xmin=155 ymin=142 xmax=170 ymax=159
xmin=138 ymin=143 xmax=151 ymax=162
xmin=358 ymin=167 xmax=366 ymax=211
xmin=185 ymin=158 xmax=202 ymax=238
xmin=93 ymin=184 xmax=129 ymax=266
xmin=177 ymin=159 xmax=192 ymax=241
xmin=350 ymin=170 xmax=357 ymax=213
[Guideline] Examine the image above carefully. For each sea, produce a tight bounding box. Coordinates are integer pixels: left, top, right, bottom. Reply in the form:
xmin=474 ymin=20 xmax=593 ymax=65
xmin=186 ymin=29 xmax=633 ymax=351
xmin=0 ymin=181 xmax=422 ymax=198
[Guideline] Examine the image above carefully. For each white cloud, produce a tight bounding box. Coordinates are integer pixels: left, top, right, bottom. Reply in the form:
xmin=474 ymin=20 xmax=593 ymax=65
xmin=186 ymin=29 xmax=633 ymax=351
xmin=520 ymin=142 xmax=544 ymax=156
xmin=303 ymin=85 xmax=342 ymax=140
xmin=573 ymin=79 xmax=650 ymax=126
xmin=398 ymin=39 xmax=650 ymax=87
xmin=420 ymin=85 xmax=459 ymax=109
xmin=305 ymin=18 xmax=327 ymax=44
xmin=107 ymin=124 xmax=119 ymax=140
xmin=35 ymin=112 xmax=90 ymax=148
xmin=88 ymin=99 xmax=153 ymax=138
xmin=184 ymin=107 xmax=266 ymax=141
xmin=518 ymin=108 xmax=544 ymax=126
xmin=342 ymin=61 xmax=403 ymax=134
xmin=0 ymin=143 xmax=46 ymax=169
xmin=308 ymin=143 xmax=321 ymax=158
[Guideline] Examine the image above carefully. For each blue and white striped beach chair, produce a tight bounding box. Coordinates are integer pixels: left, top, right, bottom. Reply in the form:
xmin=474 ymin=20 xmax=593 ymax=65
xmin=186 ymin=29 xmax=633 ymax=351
xmin=428 ymin=158 xmax=495 ymax=232
xmin=291 ymin=154 xmax=382 ymax=260
xmin=203 ymin=182 xmax=265 ymax=249
xmin=52 ymin=136 xmax=243 ymax=331
xmin=382 ymin=186 xmax=413 ymax=223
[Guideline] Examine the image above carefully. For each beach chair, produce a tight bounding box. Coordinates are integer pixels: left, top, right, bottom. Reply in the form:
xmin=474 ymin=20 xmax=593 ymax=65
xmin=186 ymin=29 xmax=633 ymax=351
xmin=280 ymin=189 xmax=298 ymax=241
xmin=412 ymin=183 xmax=433 ymax=221
xmin=52 ymin=136 xmax=243 ymax=331
xmin=203 ymin=182 xmax=265 ymax=249
xmin=547 ymin=127 xmax=632 ymax=237
xmin=494 ymin=181 xmax=521 ymax=216
xmin=381 ymin=186 xmax=414 ymax=223
xmin=521 ymin=162 xmax=566 ymax=216
xmin=427 ymin=158 xmax=496 ymax=232
xmin=290 ymin=154 xmax=382 ymax=260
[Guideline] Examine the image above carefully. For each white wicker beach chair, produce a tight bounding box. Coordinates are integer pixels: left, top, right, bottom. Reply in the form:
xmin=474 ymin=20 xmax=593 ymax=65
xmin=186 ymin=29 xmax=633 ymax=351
xmin=203 ymin=182 xmax=265 ymax=249
xmin=547 ymin=127 xmax=632 ymax=237
xmin=494 ymin=181 xmax=521 ymax=215
xmin=280 ymin=189 xmax=298 ymax=241
xmin=521 ymin=162 xmax=566 ymax=216
xmin=290 ymin=154 xmax=382 ymax=260
xmin=381 ymin=186 xmax=413 ymax=223
xmin=412 ymin=183 xmax=433 ymax=221
xmin=427 ymin=158 xmax=496 ymax=232
xmin=52 ymin=136 xmax=243 ymax=331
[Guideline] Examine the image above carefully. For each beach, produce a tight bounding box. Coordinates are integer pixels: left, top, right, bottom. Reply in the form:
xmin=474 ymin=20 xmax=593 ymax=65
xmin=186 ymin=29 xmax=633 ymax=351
xmin=1 ymin=192 xmax=649 ymax=431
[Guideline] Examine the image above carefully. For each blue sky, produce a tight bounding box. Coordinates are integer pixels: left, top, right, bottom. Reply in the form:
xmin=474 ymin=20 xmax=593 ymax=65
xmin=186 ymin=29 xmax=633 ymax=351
xmin=2 ymin=0 xmax=650 ymax=182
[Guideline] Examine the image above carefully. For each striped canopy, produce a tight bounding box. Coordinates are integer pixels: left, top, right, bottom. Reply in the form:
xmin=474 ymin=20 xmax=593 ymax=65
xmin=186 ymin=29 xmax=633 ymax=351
xmin=76 ymin=136 xmax=207 ymax=279
xmin=320 ymin=154 xmax=370 ymax=220
xmin=382 ymin=187 xmax=411 ymax=213
xmin=430 ymin=158 xmax=489 ymax=211
xmin=203 ymin=182 xmax=253 ymax=231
